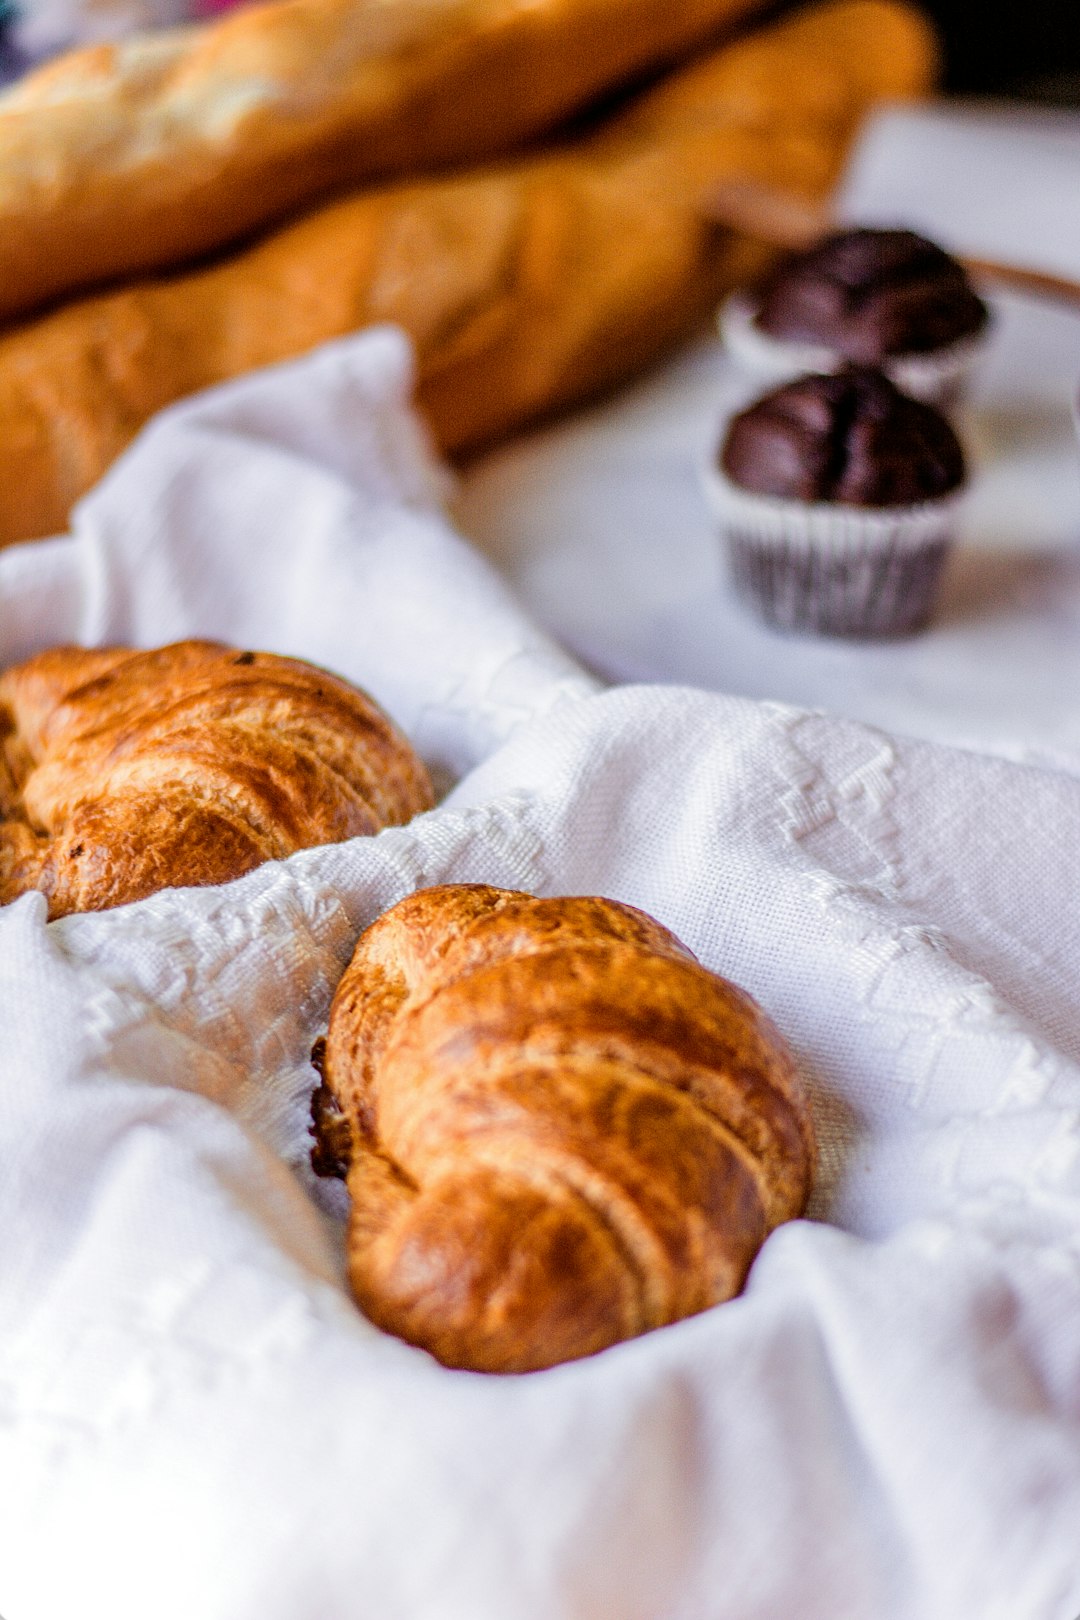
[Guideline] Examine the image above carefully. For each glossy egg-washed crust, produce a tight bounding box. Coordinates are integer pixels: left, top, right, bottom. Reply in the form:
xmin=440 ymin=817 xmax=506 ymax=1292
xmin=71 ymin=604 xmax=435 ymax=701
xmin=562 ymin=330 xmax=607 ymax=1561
xmin=0 ymin=640 xmax=433 ymax=917
xmin=0 ymin=0 xmax=772 ymax=325
xmin=314 ymin=884 xmax=815 ymax=1373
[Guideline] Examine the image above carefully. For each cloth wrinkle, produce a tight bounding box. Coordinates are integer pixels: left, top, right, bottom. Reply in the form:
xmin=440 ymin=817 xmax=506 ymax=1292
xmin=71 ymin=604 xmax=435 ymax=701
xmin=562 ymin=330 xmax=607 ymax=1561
xmin=2 ymin=325 xmax=1080 ymax=1620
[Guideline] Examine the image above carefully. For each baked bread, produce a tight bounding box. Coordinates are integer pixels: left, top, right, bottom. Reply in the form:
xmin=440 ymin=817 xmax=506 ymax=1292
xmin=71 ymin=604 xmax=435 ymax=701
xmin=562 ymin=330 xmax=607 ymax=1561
xmin=0 ymin=0 xmax=936 ymax=547
xmin=0 ymin=0 xmax=771 ymax=324
xmin=312 ymin=883 xmax=815 ymax=1372
xmin=0 ymin=640 xmax=433 ymax=917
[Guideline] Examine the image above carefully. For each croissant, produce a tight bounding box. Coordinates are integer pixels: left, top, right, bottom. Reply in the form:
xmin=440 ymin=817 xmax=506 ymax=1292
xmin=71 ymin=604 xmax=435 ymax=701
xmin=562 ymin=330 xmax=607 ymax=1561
xmin=0 ymin=640 xmax=433 ymax=918
xmin=0 ymin=0 xmax=936 ymax=546
xmin=311 ymin=883 xmax=815 ymax=1373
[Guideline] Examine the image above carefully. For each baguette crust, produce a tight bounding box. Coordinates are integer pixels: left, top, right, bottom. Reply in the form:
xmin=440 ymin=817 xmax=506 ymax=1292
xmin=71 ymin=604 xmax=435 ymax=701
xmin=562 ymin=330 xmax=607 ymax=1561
xmin=0 ymin=0 xmax=770 ymax=322
xmin=0 ymin=0 xmax=936 ymax=546
xmin=0 ymin=640 xmax=433 ymax=916
xmin=316 ymin=883 xmax=815 ymax=1372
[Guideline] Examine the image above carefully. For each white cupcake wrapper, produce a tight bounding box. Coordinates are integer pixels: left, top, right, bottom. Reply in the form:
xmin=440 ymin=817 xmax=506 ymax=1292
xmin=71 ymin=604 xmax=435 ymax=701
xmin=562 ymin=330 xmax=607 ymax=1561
xmin=718 ymin=293 xmax=988 ymax=407
xmin=700 ymin=462 xmax=961 ymax=638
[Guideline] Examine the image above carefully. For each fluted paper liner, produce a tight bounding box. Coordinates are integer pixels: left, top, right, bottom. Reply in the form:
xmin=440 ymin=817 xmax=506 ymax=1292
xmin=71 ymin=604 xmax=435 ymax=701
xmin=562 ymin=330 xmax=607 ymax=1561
xmin=701 ymin=460 xmax=962 ymax=638
xmin=719 ymin=292 xmax=988 ymax=406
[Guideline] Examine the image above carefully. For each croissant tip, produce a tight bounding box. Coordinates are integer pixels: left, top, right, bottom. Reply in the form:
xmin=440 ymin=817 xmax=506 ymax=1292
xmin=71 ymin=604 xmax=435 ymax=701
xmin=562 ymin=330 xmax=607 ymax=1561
xmin=309 ymin=1072 xmax=352 ymax=1180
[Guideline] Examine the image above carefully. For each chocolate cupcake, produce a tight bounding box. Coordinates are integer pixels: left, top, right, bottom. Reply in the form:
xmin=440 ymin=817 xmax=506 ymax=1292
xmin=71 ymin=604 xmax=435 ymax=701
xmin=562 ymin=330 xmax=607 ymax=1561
xmin=721 ymin=228 xmax=990 ymax=403
xmin=702 ymin=367 xmax=966 ymax=637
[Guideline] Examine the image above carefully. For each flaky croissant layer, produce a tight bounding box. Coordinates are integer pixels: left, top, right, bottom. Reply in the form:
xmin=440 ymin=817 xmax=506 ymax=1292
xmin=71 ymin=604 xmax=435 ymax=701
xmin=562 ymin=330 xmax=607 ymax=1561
xmin=314 ymin=884 xmax=815 ymax=1373
xmin=0 ymin=640 xmax=433 ymax=917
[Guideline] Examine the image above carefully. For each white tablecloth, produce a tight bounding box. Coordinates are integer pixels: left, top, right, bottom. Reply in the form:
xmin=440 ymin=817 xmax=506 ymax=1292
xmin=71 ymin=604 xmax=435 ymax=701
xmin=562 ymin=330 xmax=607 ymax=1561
xmin=458 ymin=105 xmax=1080 ymax=769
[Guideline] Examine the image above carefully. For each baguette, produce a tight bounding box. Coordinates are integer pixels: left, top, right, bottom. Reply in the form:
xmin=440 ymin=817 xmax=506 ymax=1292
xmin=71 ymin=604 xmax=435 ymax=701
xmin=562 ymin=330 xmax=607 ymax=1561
xmin=0 ymin=0 xmax=936 ymax=547
xmin=0 ymin=0 xmax=771 ymax=323
xmin=312 ymin=883 xmax=815 ymax=1372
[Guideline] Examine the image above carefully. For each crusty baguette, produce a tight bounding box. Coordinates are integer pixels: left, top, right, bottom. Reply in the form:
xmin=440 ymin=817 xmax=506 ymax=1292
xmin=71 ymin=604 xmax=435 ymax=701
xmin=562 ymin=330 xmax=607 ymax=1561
xmin=312 ymin=883 xmax=815 ymax=1372
xmin=0 ymin=0 xmax=936 ymax=547
xmin=0 ymin=640 xmax=433 ymax=916
xmin=0 ymin=0 xmax=771 ymax=323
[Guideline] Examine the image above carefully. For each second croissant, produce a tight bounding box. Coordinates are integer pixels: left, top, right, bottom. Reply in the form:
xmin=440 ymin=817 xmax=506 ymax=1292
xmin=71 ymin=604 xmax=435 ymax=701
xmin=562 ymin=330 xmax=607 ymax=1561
xmin=312 ymin=883 xmax=815 ymax=1373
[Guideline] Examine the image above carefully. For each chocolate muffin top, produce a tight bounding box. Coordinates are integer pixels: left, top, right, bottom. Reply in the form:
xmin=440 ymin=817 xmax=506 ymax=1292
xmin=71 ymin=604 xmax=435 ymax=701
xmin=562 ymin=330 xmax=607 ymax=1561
xmin=719 ymin=367 xmax=966 ymax=508
xmin=754 ymin=228 xmax=989 ymax=360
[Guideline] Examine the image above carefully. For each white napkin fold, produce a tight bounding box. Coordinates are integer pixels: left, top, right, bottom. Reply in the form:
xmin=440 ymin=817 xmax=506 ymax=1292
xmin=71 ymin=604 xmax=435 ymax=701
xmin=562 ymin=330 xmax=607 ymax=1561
xmin=1 ymin=329 xmax=593 ymax=777
xmin=2 ymin=328 xmax=1080 ymax=1620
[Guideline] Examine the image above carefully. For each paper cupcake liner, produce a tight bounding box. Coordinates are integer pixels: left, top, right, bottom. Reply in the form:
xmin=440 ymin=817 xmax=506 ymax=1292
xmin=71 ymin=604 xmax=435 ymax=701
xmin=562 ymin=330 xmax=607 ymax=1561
xmin=718 ymin=293 xmax=988 ymax=407
xmin=701 ymin=463 xmax=961 ymax=638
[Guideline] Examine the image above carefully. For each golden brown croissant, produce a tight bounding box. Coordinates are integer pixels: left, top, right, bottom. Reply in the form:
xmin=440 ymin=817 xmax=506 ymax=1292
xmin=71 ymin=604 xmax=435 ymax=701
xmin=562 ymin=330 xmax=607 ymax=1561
xmin=0 ymin=640 xmax=433 ymax=918
xmin=0 ymin=0 xmax=770 ymax=324
xmin=0 ymin=0 xmax=936 ymax=546
xmin=312 ymin=883 xmax=815 ymax=1373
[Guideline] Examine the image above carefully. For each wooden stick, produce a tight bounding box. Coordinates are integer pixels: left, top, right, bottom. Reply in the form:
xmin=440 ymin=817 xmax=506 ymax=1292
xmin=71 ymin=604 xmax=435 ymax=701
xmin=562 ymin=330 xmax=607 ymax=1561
xmin=959 ymin=258 xmax=1080 ymax=311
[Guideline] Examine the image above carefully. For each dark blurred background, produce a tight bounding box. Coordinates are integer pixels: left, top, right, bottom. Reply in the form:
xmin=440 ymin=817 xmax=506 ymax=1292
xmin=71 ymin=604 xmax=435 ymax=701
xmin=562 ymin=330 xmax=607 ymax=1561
xmin=924 ymin=1 xmax=1080 ymax=100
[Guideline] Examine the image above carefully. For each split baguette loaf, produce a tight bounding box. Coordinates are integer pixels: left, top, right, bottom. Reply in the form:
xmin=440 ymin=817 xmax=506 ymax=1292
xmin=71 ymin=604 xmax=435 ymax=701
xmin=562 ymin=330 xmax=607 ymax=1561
xmin=0 ymin=640 xmax=433 ymax=916
xmin=311 ymin=883 xmax=816 ymax=1372
xmin=0 ymin=0 xmax=771 ymax=323
xmin=0 ymin=0 xmax=936 ymax=547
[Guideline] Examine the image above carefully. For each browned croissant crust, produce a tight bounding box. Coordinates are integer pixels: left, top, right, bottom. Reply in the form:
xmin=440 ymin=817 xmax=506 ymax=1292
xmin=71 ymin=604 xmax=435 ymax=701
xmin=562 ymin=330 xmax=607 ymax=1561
xmin=0 ymin=0 xmax=771 ymax=324
xmin=313 ymin=883 xmax=815 ymax=1372
xmin=0 ymin=640 xmax=433 ymax=918
xmin=0 ymin=0 xmax=936 ymax=546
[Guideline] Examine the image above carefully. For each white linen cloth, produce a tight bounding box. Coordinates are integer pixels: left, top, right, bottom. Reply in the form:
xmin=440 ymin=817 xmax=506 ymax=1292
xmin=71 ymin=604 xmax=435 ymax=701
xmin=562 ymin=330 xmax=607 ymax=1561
xmin=2 ymin=327 xmax=1080 ymax=1620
